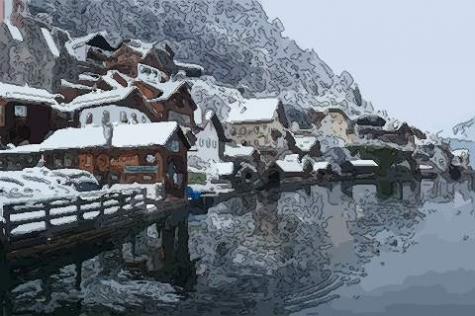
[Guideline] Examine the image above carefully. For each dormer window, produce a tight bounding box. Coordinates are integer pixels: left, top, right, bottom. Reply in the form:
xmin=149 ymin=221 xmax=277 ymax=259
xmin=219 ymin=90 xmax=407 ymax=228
xmin=137 ymin=63 xmax=162 ymax=84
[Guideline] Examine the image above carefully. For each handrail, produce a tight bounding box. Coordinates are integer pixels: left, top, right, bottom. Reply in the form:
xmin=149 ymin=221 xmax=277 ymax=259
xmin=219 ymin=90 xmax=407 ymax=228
xmin=2 ymin=188 xmax=147 ymax=240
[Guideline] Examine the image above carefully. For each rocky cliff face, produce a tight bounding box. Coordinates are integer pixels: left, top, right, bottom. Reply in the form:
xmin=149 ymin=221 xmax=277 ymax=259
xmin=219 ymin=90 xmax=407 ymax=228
xmin=28 ymin=0 xmax=373 ymax=118
xmin=0 ymin=0 xmax=82 ymax=91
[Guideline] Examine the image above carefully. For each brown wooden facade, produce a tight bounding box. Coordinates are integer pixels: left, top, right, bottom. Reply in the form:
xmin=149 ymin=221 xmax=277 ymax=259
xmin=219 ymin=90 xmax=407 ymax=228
xmin=0 ymin=99 xmax=70 ymax=146
xmin=148 ymin=84 xmax=198 ymax=129
xmin=0 ymin=130 xmax=191 ymax=199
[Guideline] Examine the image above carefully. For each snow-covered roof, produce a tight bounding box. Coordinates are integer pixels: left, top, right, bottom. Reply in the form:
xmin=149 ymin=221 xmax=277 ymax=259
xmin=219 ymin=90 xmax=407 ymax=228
xmin=66 ymin=87 xmax=137 ymax=110
xmin=43 ymin=122 xmax=180 ymax=149
xmin=294 ymin=135 xmax=318 ymax=152
xmin=276 ymin=155 xmax=304 ymax=173
xmin=79 ymin=73 xmax=101 ymax=82
xmin=60 ymin=79 xmax=94 ymax=91
xmin=226 ymin=98 xmax=280 ymax=124
xmin=418 ymin=164 xmax=434 ymax=170
xmin=452 ymin=149 xmax=469 ymax=157
xmin=224 ymin=144 xmax=256 ymax=157
xmin=0 ymin=167 xmax=88 ymax=204
xmin=41 ymin=28 xmax=60 ymax=58
xmin=174 ymin=60 xmax=205 ymax=71
xmin=65 ymin=31 xmax=109 ymax=58
xmin=2 ymin=122 xmax=182 ymax=152
xmin=102 ymin=71 xmax=127 ymax=89
xmin=124 ymin=39 xmax=155 ymax=57
xmin=0 ymin=82 xmax=61 ymax=105
xmin=216 ymin=162 xmax=234 ymax=176
xmin=313 ymin=161 xmax=330 ymax=171
xmin=348 ymin=160 xmax=378 ymax=167
xmin=151 ymin=80 xmax=187 ymax=102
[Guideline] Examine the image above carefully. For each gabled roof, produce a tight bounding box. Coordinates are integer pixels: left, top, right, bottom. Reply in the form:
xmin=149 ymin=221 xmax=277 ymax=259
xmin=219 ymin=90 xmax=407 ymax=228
xmin=294 ymin=135 xmax=318 ymax=152
xmin=66 ymin=31 xmax=115 ymax=59
xmin=66 ymin=86 xmax=137 ymax=111
xmin=5 ymin=122 xmax=188 ymax=152
xmin=150 ymin=80 xmax=189 ymax=102
xmin=201 ymin=111 xmax=229 ymax=142
xmin=226 ymin=98 xmax=281 ymax=124
xmin=0 ymin=82 xmax=63 ymax=107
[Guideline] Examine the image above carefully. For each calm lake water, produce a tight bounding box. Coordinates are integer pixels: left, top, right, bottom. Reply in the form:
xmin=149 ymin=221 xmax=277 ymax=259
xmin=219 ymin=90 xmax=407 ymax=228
xmin=2 ymin=178 xmax=475 ymax=316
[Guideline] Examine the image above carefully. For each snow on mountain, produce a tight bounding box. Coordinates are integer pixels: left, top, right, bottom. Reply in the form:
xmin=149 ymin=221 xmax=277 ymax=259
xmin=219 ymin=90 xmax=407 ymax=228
xmin=0 ymin=1 xmax=83 ymax=91
xmin=28 ymin=0 xmax=373 ymax=120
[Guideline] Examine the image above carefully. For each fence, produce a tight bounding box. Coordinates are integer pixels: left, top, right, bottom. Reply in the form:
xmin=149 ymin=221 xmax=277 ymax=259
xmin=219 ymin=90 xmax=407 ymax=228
xmin=1 ymin=189 xmax=147 ymax=248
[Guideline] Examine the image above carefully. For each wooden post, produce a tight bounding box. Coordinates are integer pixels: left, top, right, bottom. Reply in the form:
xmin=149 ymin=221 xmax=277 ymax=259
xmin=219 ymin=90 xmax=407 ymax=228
xmin=75 ymin=261 xmax=82 ymax=291
xmin=76 ymin=197 xmax=83 ymax=222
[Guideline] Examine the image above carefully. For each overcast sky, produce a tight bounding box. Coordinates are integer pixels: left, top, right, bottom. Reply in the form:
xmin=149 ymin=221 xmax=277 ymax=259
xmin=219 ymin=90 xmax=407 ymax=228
xmin=259 ymin=0 xmax=475 ymax=133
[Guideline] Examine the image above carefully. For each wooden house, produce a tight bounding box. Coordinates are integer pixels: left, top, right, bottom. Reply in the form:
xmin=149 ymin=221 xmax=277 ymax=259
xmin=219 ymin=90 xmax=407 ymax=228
xmin=105 ymin=39 xmax=176 ymax=79
xmin=65 ymin=31 xmax=117 ymax=65
xmin=0 ymin=122 xmax=190 ymax=199
xmin=0 ymin=82 xmax=69 ymax=146
xmin=145 ymin=80 xmax=198 ymax=129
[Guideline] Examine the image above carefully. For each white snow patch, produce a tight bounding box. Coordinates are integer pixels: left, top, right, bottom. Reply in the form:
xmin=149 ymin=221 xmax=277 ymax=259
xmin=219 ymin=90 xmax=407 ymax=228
xmin=41 ymin=28 xmax=60 ymax=58
xmin=224 ymin=144 xmax=256 ymax=157
xmin=5 ymin=20 xmax=23 ymax=41
xmin=349 ymin=160 xmax=378 ymax=167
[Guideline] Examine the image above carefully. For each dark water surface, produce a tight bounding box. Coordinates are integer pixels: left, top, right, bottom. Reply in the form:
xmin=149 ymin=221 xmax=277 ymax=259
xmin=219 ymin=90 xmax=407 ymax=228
xmin=2 ymin=178 xmax=475 ymax=315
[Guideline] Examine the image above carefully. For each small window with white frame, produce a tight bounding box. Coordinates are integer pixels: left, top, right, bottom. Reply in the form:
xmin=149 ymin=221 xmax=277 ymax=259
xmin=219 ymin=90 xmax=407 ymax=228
xmin=14 ymin=105 xmax=27 ymax=118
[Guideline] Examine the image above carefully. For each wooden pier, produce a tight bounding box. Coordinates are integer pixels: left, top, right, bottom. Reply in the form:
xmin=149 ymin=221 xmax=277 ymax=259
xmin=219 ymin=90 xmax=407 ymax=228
xmin=0 ymin=189 xmax=187 ymax=265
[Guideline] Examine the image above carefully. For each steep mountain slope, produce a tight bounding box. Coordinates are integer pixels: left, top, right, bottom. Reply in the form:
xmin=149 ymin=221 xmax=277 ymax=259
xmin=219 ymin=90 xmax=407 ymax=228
xmin=28 ymin=0 xmax=373 ymax=120
xmin=0 ymin=1 xmax=82 ymax=91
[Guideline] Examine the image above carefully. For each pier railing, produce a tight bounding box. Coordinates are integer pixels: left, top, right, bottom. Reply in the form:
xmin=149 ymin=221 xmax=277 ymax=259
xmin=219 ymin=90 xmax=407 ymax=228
xmin=1 ymin=189 xmax=147 ymax=248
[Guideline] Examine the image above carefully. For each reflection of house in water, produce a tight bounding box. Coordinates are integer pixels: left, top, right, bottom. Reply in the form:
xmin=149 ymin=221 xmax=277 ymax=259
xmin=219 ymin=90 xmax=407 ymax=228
xmin=0 ymin=122 xmax=190 ymax=198
xmin=0 ymin=82 xmax=68 ymax=146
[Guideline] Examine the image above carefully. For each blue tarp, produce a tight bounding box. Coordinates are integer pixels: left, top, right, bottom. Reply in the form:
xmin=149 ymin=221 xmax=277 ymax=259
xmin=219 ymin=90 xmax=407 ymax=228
xmin=186 ymin=187 xmax=202 ymax=201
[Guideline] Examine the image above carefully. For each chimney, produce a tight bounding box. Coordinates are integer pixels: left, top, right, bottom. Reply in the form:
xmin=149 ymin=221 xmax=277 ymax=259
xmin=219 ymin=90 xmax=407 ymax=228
xmin=102 ymin=111 xmax=114 ymax=147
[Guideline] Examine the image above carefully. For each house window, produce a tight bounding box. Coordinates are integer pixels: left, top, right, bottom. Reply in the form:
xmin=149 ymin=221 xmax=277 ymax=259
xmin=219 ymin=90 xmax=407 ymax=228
xmin=0 ymin=105 xmax=5 ymax=127
xmin=86 ymin=113 xmax=93 ymax=125
xmin=199 ymin=138 xmax=205 ymax=147
xmin=14 ymin=105 xmax=27 ymax=118
xmin=239 ymin=127 xmax=247 ymax=135
xmin=206 ymin=138 xmax=211 ymax=148
xmin=64 ymin=153 xmax=74 ymax=167
xmin=168 ymin=140 xmax=180 ymax=153
xmin=212 ymin=140 xmax=217 ymax=149
xmin=131 ymin=113 xmax=139 ymax=124
xmin=120 ymin=111 xmax=128 ymax=123
xmin=167 ymin=161 xmax=184 ymax=187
